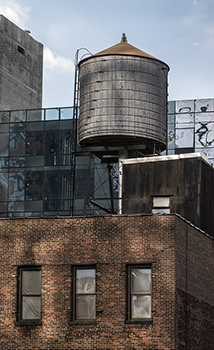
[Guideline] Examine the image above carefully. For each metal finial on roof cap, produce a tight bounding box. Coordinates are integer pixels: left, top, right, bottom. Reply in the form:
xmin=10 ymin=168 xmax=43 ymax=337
xmin=121 ymin=33 xmax=128 ymax=43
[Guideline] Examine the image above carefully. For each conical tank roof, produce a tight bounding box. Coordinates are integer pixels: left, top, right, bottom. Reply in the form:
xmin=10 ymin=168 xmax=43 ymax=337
xmin=90 ymin=33 xmax=169 ymax=69
xmin=79 ymin=34 xmax=169 ymax=69
xmin=94 ymin=33 xmax=156 ymax=60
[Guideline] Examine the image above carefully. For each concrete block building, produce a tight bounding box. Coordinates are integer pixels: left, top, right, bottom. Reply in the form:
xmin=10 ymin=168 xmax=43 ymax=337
xmin=0 ymin=15 xmax=43 ymax=110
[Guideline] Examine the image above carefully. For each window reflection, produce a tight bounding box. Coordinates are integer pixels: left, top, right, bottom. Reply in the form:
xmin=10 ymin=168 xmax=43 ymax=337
xmin=26 ymin=131 xmax=44 ymax=155
xmin=9 ymin=172 xmax=25 ymax=200
xmin=10 ymin=132 xmax=25 ymax=156
xmin=26 ymin=171 xmax=43 ymax=200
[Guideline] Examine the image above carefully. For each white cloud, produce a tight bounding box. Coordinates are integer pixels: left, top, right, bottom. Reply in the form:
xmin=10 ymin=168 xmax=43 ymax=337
xmin=43 ymin=47 xmax=75 ymax=107
xmin=0 ymin=0 xmax=30 ymax=28
xmin=44 ymin=47 xmax=74 ymax=73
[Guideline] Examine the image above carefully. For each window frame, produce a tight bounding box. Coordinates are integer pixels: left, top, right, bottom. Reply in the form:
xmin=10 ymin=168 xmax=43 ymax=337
xmin=127 ymin=264 xmax=152 ymax=323
xmin=152 ymin=195 xmax=171 ymax=214
xmin=72 ymin=265 xmax=96 ymax=323
xmin=17 ymin=265 xmax=41 ymax=325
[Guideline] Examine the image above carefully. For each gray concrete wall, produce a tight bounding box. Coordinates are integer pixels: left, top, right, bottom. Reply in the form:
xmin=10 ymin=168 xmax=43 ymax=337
xmin=0 ymin=15 xmax=43 ymax=110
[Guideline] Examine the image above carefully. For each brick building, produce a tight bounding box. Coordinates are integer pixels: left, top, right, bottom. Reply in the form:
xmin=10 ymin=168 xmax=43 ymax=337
xmin=0 ymin=214 xmax=213 ymax=350
xmin=0 ymin=18 xmax=213 ymax=350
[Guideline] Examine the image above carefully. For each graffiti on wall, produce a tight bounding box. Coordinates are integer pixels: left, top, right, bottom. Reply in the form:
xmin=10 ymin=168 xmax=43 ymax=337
xmin=168 ymin=99 xmax=214 ymax=155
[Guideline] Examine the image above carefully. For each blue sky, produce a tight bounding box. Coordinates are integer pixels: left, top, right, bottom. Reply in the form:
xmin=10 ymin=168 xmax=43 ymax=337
xmin=0 ymin=0 xmax=214 ymax=107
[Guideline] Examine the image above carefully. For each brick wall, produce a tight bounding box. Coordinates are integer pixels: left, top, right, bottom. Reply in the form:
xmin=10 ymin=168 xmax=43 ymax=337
xmin=174 ymin=215 xmax=214 ymax=350
xmin=0 ymin=214 xmax=213 ymax=349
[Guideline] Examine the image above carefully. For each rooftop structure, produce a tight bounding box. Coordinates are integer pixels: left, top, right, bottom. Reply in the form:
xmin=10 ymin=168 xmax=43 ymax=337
xmin=0 ymin=15 xmax=43 ymax=110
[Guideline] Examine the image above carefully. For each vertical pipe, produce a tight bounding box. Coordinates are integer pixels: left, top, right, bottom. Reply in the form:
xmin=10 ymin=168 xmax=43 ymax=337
xmin=118 ymin=150 xmax=128 ymax=214
xmin=107 ymin=163 xmax=114 ymax=213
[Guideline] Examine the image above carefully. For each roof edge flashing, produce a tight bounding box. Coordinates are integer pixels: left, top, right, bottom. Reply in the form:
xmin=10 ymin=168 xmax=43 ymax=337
xmin=122 ymin=152 xmax=213 ymax=168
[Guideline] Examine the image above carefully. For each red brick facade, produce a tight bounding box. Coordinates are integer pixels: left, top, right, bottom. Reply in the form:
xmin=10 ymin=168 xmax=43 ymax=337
xmin=0 ymin=214 xmax=213 ymax=349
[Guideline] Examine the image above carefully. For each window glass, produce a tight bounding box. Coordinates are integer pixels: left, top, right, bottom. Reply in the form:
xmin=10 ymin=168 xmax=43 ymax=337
xmin=22 ymin=270 xmax=41 ymax=294
xmin=175 ymin=128 xmax=194 ymax=148
xmin=131 ymin=295 xmax=151 ymax=319
xmin=10 ymin=132 xmax=26 ymax=156
xmin=76 ymin=295 xmax=96 ymax=319
xmin=45 ymin=108 xmax=59 ymax=120
xmin=44 ymin=171 xmax=58 ymax=199
xmin=60 ymin=107 xmax=73 ymax=120
xmin=129 ymin=266 xmax=152 ymax=321
xmin=131 ymin=268 xmax=151 ymax=293
xmin=19 ymin=267 xmax=41 ymax=322
xmin=11 ymin=110 xmax=26 ymax=122
xmin=22 ymin=296 xmax=41 ymax=320
xmin=76 ymin=269 xmax=96 ymax=294
xmin=0 ymin=111 xmax=9 ymax=123
xmin=153 ymin=197 xmax=170 ymax=207
xmin=26 ymin=131 xmax=44 ymax=155
xmin=0 ymin=134 xmax=9 ymax=157
xmin=9 ymin=172 xmax=25 ymax=200
xmin=26 ymin=171 xmax=43 ymax=200
xmin=27 ymin=109 xmax=44 ymax=121
xmin=152 ymin=196 xmax=170 ymax=214
xmin=74 ymin=267 xmax=96 ymax=320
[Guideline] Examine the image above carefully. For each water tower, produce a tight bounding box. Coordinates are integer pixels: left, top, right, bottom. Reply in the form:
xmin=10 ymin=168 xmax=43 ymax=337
xmin=76 ymin=34 xmax=170 ymax=213
xmin=78 ymin=34 xmax=169 ymax=156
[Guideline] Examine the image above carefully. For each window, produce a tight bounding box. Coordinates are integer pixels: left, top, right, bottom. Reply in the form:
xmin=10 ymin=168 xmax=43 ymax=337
xmin=18 ymin=266 xmax=41 ymax=323
xmin=128 ymin=265 xmax=152 ymax=321
xmin=18 ymin=45 xmax=25 ymax=55
xmin=73 ymin=267 xmax=96 ymax=321
xmin=152 ymin=196 xmax=171 ymax=214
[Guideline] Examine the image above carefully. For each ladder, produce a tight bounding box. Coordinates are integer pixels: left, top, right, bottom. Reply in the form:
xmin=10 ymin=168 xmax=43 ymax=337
xmin=70 ymin=51 xmax=80 ymax=215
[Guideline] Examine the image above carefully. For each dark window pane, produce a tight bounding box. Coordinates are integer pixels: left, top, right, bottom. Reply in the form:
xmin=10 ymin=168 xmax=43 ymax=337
xmin=22 ymin=296 xmax=41 ymax=320
xmin=10 ymin=132 xmax=25 ymax=156
xmin=7 ymin=157 xmax=25 ymax=168
xmin=58 ymin=199 xmax=70 ymax=211
xmin=27 ymin=109 xmax=44 ymax=121
xmin=44 ymin=200 xmax=58 ymax=211
xmin=0 ymin=123 xmax=9 ymax=132
xmin=8 ymin=201 xmax=24 ymax=212
xmin=45 ymin=121 xmax=59 ymax=130
xmin=44 ymin=171 xmax=58 ymax=199
xmin=76 ymin=295 xmax=95 ymax=319
xmin=0 ymin=111 xmax=9 ymax=123
xmin=10 ymin=122 xmax=25 ymax=132
xmin=27 ymin=121 xmax=44 ymax=131
xmin=0 ymin=172 xmax=8 ymax=201
xmin=25 ymin=201 xmax=43 ymax=212
xmin=45 ymin=131 xmax=59 ymax=155
xmin=0 ymin=202 xmax=7 ymax=212
xmin=22 ymin=270 xmax=41 ymax=295
xmin=26 ymin=156 xmax=44 ymax=167
xmin=11 ymin=110 xmax=26 ymax=122
xmin=59 ymin=170 xmax=70 ymax=199
xmin=26 ymin=131 xmax=44 ymax=155
xmin=26 ymin=171 xmax=43 ymax=200
xmin=9 ymin=172 xmax=25 ymax=200
xmin=59 ymin=130 xmax=72 ymax=155
xmin=59 ymin=155 xmax=71 ymax=165
xmin=0 ymin=134 xmax=9 ymax=156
